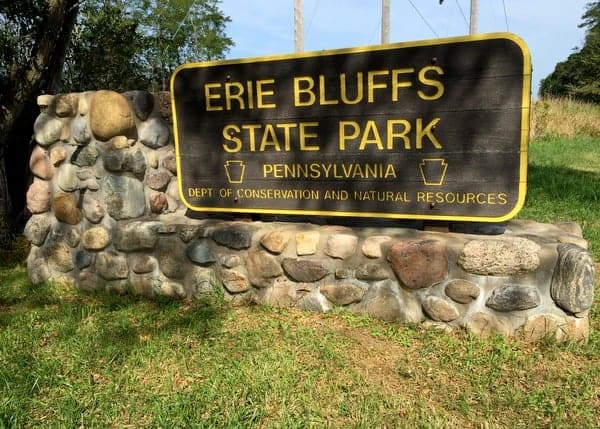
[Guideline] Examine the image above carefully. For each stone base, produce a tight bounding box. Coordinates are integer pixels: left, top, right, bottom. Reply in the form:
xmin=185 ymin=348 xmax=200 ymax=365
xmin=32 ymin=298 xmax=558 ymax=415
xmin=26 ymin=213 xmax=595 ymax=341
xmin=24 ymin=90 xmax=596 ymax=341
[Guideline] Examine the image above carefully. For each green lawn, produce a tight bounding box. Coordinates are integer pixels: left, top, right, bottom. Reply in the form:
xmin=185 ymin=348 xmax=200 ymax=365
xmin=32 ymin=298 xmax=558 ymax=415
xmin=0 ymin=136 xmax=599 ymax=427
xmin=520 ymin=136 xmax=600 ymax=258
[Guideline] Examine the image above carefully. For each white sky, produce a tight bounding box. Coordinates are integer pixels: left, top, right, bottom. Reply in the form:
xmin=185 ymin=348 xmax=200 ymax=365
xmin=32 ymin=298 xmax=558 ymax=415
xmin=219 ymin=0 xmax=590 ymax=96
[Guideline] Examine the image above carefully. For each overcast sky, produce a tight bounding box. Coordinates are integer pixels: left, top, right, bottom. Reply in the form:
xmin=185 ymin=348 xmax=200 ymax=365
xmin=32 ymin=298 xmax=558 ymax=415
xmin=218 ymin=0 xmax=590 ymax=97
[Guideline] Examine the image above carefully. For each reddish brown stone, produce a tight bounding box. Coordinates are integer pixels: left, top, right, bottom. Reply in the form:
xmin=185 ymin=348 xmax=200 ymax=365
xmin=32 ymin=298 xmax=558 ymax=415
xmin=146 ymin=169 xmax=171 ymax=191
xmin=29 ymin=146 xmax=54 ymax=180
xmin=387 ymin=239 xmax=447 ymax=289
xmin=149 ymin=192 xmax=168 ymax=213
xmin=162 ymin=151 xmax=177 ymax=174
xmin=53 ymin=192 xmax=82 ymax=225
xmin=260 ymin=230 xmax=290 ymax=254
xmin=26 ymin=180 xmax=52 ymax=214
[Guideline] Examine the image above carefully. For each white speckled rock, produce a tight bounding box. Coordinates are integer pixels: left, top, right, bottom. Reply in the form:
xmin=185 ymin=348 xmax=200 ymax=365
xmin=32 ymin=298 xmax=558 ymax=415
xmin=325 ymin=233 xmax=358 ymax=259
xmin=34 ymin=113 xmax=64 ymax=146
xmin=458 ymin=238 xmax=541 ymax=276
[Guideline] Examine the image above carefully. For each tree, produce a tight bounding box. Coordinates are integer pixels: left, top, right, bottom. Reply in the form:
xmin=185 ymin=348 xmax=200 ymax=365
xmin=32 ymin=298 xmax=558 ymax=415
xmin=0 ymin=0 xmax=233 ymax=234
xmin=0 ymin=0 xmax=79 ymax=233
xmin=63 ymin=0 xmax=234 ymax=92
xmin=131 ymin=0 xmax=233 ymax=91
xmin=62 ymin=1 xmax=148 ymax=92
xmin=540 ymin=1 xmax=600 ymax=103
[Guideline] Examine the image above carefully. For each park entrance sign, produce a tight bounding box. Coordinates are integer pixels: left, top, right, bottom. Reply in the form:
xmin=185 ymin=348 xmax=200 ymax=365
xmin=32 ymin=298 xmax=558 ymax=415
xmin=171 ymin=33 xmax=531 ymax=222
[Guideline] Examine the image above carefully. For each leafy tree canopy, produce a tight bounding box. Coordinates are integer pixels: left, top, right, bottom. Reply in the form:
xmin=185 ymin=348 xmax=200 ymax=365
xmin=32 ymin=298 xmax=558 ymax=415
xmin=1 ymin=0 xmax=233 ymax=94
xmin=0 ymin=0 xmax=232 ymax=232
xmin=63 ymin=0 xmax=233 ymax=92
xmin=540 ymin=1 xmax=600 ymax=103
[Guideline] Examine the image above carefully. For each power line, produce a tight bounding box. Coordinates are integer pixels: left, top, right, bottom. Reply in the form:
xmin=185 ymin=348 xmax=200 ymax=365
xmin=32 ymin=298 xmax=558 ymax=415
xmin=172 ymin=0 xmax=197 ymax=41
xmin=502 ymin=0 xmax=510 ymax=31
xmin=454 ymin=0 xmax=469 ymax=30
xmin=305 ymin=0 xmax=320 ymax=40
xmin=368 ymin=20 xmax=381 ymax=45
xmin=406 ymin=0 xmax=439 ymax=37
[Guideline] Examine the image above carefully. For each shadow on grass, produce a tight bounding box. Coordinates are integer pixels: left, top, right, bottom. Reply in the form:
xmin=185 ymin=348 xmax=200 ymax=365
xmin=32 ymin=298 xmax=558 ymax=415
xmin=1 ymin=279 xmax=227 ymax=428
xmin=525 ymin=164 xmax=599 ymax=209
xmin=0 ymin=271 xmax=226 ymax=365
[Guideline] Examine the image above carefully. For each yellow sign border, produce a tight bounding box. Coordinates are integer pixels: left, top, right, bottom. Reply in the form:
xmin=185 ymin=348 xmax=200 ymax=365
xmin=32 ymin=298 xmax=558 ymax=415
xmin=170 ymin=32 xmax=531 ymax=223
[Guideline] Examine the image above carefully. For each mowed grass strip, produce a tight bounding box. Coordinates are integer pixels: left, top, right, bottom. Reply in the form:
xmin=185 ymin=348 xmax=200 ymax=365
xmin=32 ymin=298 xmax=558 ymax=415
xmin=1 ymin=266 xmax=599 ymax=427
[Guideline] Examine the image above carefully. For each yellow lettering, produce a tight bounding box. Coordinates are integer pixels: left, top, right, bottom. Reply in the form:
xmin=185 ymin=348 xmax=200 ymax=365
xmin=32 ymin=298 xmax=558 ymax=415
xmin=294 ymin=76 xmax=316 ymax=106
xmin=246 ymin=81 xmax=255 ymax=109
xmin=367 ymin=70 xmax=389 ymax=102
xmin=224 ymin=82 xmax=245 ymax=110
xmin=204 ymin=83 xmax=223 ymax=111
xmin=222 ymin=124 xmax=242 ymax=152
xmin=299 ymin=122 xmax=320 ymax=151
xmin=340 ymin=72 xmax=364 ymax=104
xmin=359 ymin=120 xmax=384 ymax=150
xmin=188 ymin=187 xmax=213 ymax=197
xmin=339 ymin=121 xmax=360 ymax=150
xmin=259 ymin=123 xmax=281 ymax=151
xmin=276 ymin=123 xmax=298 ymax=151
xmin=391 ymin=68 xmax=414 ymax=101
xmin=318 ymin=75 xmax=339 ymax=105
xmin=263 ymin=164 xmax=273 ymax=177
xmin=256 ymin=79 xmax=276 ymax=108
xmin=387 ymin=119 xmax=411 ymax=150
xmin=416 ymin=191 xmax=430 ymax=203
xmin=418 ymin=66 xmax=445 ymax=100
xmin=416 ymin=118 xmax=442 ymax=149
xmin=241 ymin=124 xmax=262 ymax=151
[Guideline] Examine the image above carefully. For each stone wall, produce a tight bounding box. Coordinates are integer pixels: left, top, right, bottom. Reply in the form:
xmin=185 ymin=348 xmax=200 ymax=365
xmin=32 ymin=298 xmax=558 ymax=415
xmin=24 ymin=90 xmax=596 ymax=340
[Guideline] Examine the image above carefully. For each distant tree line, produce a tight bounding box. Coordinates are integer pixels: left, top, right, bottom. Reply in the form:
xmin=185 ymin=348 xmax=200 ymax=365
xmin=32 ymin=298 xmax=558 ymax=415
xmin=0 ymin=0 xmax=233 ymax=233
xmin=540 ymin=1 xmax=600 ymax=103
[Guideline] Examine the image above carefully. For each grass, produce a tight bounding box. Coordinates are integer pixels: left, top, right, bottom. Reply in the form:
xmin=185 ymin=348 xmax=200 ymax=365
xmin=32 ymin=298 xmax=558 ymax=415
xmin=0 ymin=97 xmax=599 ymax=427
xmin=520 ymin=136 xmax=600 ymax=258
xmin=0 ymin=275 xmax=598 ymax=427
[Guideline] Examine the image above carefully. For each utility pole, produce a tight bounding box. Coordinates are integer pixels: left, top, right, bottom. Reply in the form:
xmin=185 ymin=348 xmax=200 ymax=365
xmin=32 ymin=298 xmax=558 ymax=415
xmin=469 ymin=0 xmax=478 ymax=34
xmin=294 ymin=0 xmax=304 ymax=52
xmin=381 ymin=0 xmax=390 ymax=44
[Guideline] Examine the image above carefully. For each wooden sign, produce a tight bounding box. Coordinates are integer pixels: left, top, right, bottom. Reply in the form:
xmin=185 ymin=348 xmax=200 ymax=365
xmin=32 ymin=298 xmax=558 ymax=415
xmin=171 ymin=32 xmax=531 ymax=222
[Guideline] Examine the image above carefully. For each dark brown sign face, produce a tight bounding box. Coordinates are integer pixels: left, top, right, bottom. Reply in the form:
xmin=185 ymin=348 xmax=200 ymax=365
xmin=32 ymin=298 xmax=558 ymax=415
xmin=171 ymin=33 xmax=531 ymax=221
